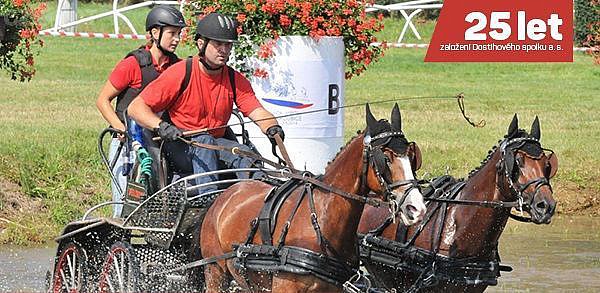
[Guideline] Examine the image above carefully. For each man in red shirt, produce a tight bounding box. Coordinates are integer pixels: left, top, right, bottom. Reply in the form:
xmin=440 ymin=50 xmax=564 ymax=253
xmin=128 ymin=13 xmax=284 ymax=194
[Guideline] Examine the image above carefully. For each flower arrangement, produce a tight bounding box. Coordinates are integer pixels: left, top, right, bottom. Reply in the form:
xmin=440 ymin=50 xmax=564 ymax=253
xmin=185 ymin=0 xmax=387 ymax=79
xmin=0 ymin=0 xmax=45 ymax=82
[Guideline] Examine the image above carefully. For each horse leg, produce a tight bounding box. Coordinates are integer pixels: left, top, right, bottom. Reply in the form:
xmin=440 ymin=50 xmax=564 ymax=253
xmin=271 ymin=274 xmax=340 ymax=293
xmin=204 ymin=263 xmax=232 ymax=293
xmin=227 ymin=262 xmax=273 ymax=292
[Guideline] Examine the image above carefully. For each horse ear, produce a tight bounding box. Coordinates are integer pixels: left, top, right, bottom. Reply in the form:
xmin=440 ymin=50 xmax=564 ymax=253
xmin=366 ymin=103 xmax=377 ymax=134
xmin=410 ymin=142 xmax=422 ymax=171
xmin=531 ymin=116 xmax=541 ymax=140
xmin=507 ymin=114 xmax=518 ymax=137
xmin=391 ymin=103 xmax=402 ymax=131
xmin=547 ymin=152 xmax=558 ymax=178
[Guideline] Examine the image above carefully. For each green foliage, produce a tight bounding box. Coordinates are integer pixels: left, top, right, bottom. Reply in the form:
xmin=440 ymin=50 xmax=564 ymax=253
xmin=0 ymin=0 xmax=45 ymax=81
xmin=185 ymin=0 xmax=386 ymax=79
xmin=574 ymin=0 xmax=600 ymax=47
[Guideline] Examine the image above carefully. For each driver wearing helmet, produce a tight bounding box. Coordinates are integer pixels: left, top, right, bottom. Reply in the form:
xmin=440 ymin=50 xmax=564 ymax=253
xmin=128 ymin=13 xmax=285 ymax=195
xmin=96 ymin=5 xmax=185 ymax=216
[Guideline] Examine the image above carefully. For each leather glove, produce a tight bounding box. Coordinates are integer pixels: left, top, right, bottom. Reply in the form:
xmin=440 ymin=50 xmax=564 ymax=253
xmin=156 ymin=121 xmax=183 ymax=142
xmin=266 ymin=125 xmax=285 ymax=146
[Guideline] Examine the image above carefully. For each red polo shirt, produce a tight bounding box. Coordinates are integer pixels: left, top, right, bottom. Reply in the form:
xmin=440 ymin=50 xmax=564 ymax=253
xmin=108 ymin=46 xmax=176 ymax=91
xmin=140 ymin=55 xmax=262 ymax=137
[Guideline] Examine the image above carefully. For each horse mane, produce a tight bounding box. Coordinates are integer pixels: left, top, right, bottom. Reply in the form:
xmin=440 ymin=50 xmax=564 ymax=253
xmin=325 ymin=130 xmax=364 ymax=172
xmin=466 ymin=129 xmax=533 ymax=179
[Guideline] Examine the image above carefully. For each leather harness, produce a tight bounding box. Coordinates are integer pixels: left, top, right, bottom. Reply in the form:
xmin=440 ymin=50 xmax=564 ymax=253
xmin=359 ymin=136 xmax=556 ymax=291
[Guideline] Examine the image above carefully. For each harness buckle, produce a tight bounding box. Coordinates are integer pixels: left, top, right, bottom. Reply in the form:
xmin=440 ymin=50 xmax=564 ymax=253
xmin=389 ymin=200 xmax=399 ymax=224
xmin=343 ymin=269 xmax=372 ymax=293
xmin=517 ymin=197 xmax=524 ymax=216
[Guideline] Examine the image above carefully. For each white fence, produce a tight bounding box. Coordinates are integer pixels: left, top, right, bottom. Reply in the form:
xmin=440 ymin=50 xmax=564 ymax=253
xmin=42 ymin=0 xmax=442 ymax=42
xmin=42 ymin=0 xmax=182 ymax=38
xmin=366 ymin=0 xmax=443 ymax=43
xmin=41 ymin=0 xmax=597 ymax=52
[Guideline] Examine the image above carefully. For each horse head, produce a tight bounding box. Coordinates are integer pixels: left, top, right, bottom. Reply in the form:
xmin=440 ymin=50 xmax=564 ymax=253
xmin=362 ymin=103 xmax=426 ymax=226
xmin=499 ymin=114 xmax=558 ymax=224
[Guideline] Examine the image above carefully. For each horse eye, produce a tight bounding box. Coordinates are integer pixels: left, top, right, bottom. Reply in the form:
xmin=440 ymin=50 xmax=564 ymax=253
xmin=516 ymin=155 xmax=524 ymax=167
xmin=544 ymin=162 xmax=552 ymax=178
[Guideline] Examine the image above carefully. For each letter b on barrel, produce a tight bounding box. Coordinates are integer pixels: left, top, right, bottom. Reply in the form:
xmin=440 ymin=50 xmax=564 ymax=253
xmin=328 ymin=84 xmax=339 ymax=115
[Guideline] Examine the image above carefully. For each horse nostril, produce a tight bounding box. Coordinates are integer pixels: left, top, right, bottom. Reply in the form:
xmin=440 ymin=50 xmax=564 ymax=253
xmin=406 ymin=205 xmax=417 ymax=221
xmin=536 ymin=201 xmax=547 ymax=212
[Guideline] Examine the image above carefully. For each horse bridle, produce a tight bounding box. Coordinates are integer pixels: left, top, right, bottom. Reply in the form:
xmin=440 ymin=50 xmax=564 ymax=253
xmin=360 ymin=131 xmax=420 ymax=214
xmin=498 ymin=137 xmax=554 ymax=216
xmin=424 ymin=137 xmax=555 ymax=222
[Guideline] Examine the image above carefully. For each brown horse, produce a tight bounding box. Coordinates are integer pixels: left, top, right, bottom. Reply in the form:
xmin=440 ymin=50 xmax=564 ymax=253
xmin=358 ymin=114 xmax=558 ymax=292
xmin=200 ymin=104 xmax=427 ymax=292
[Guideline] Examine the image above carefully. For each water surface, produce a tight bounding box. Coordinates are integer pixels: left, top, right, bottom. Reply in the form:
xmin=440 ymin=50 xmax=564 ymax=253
xmin=0 ymin=216 xmax=598 ymax=292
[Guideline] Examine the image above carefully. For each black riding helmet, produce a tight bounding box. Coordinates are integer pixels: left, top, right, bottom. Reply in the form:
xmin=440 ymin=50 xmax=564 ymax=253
xmin=146 ymin=5 xmax=185 ymax=54
xmin=146 ymin=5 xmax=185 ymax=31
xmin=194 ymin=13 xmax=239 ymax=43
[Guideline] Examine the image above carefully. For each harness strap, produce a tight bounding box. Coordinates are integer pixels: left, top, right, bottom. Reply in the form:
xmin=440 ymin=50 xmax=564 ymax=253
xmin=425 ymin=197 xmax=523 ymax=208
xmin=299 ymin=174 xmax=384 ymax=207
xmin=275 ymin=183 xmax=309 ymax=249
xmin=274 ymin=134 xmax=294 ymax=169
xmin=151 ymin=251 xmax=237 ymax=275
xmin=234 ymin=244 xmax=355 ymax=286
xmin=180 ymin=136 xmax=386 ymax=208
xmin=244 ymin=217 xmax=260 ymax=245
xmin=179 ymin=137 xmax=288 ymax=170
xmin=306 ymin=183 xmax=327 ymax=256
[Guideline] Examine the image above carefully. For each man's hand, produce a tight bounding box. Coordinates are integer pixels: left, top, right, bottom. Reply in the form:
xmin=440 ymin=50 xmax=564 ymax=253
xmin=266 ymin=125 xmax=285 ymax=146
xmin=156 ymin=121 xmax=183 ymax=142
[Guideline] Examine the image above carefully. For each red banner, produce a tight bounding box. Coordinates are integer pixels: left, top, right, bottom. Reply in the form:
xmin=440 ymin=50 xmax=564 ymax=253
xmin=425 ymin=0 xmax=573 ymax=62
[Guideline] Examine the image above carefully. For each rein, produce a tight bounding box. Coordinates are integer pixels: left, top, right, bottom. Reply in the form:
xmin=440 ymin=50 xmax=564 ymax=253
xmin=152 ymin=94 xmax=482 ymax=142
xmin=424 ymin=197 xmax=522 ymax=208
xmin=178 ymin=136 xmax=386 ymax=208
xmin=424 ymin=137 xmax=554 ymax=222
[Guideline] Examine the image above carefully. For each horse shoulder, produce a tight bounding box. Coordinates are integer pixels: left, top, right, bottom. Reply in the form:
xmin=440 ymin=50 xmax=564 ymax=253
xmin=358 ymin=204 xmax=391 ymax=234
xmin=210 ymin=181 xmax=274 ymax=245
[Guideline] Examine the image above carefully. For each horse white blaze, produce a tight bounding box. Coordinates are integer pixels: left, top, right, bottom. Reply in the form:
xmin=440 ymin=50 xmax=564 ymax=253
xmin=396 ymin=156 xmax=426 ymax=225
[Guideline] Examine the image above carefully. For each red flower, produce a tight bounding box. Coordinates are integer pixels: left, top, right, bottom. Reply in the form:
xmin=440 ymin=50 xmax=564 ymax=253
xmin=245 ymin=3 xmax=257 ymax=12
xmin=257 ymin=40 xmax=276 ymax=59
xmin=253 ymin=68 xmax=269 ymax=78
xmin=186 ymin=0 xmax=386 ymax=79
xmin=279 ymin=15 xmax=291 ymax=27
xmin=19 ymin=29 xmax=32 ymax=39
xmin=33 ymin=2 xmax=46 ymax=18
xmin=14 ymin=0 xmax=24 ymax=7
xmin=203 ymin=6 xmax=217 ymax=15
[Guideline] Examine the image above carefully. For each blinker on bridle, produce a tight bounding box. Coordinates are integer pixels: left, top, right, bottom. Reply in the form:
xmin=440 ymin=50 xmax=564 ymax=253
xmin=362 ymin=131 xmax=420 ymax=221
xmin=499 ymin=137 xmax=554 ymax=216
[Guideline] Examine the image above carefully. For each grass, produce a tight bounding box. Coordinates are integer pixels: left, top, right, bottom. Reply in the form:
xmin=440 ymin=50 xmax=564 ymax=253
xmin=0 ymin=3 xmax=599 ymax=245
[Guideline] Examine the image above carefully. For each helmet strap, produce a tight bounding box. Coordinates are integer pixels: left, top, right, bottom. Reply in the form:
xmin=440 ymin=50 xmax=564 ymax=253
xmin=198 ymin=38 xmax=223 ymax=71
xmin=154 ymin=27 xmax=171 ymax=55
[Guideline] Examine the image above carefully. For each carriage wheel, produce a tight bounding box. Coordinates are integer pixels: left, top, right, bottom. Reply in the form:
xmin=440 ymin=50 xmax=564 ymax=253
xmin=52 ymin=241 xmax=88 ymax=293
xmin=98 ymin=241 xmax=140 ymax=293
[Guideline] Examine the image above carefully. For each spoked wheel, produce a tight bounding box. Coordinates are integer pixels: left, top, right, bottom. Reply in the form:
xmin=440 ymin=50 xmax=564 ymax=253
xmin=98 ymin=241 xmax=140 ymax=293
xmin=52 ymin=241 xmax=88 ymax=293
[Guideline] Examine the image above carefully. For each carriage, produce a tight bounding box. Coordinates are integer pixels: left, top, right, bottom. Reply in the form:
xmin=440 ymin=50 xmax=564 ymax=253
xmin=47 ymin=110 xmax=280 ymax=292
